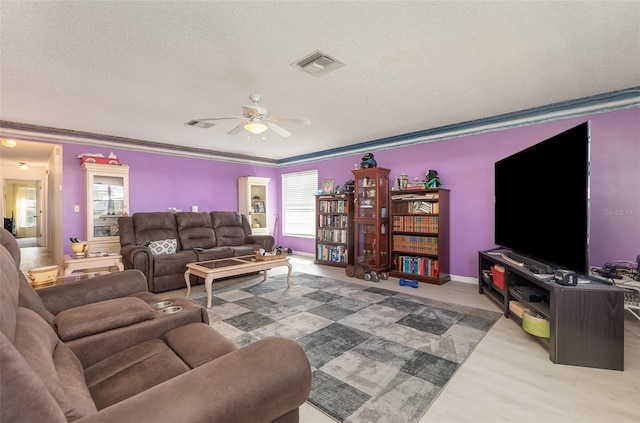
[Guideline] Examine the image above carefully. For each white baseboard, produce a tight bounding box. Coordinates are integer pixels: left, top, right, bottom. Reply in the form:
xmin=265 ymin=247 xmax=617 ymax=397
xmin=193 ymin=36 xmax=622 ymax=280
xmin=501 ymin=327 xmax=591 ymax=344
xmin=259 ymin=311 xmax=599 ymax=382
xmin=451 ymin=274 xmax=479 ymax=285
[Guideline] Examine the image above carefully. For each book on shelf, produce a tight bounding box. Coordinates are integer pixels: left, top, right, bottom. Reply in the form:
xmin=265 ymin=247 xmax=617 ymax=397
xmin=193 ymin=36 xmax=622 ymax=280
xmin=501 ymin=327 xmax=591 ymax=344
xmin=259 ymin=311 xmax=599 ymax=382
xmin=319 ymin=200 xmax=349 ymax=214
xmin=317 ymin=244 xmax=348 ymax=263
xmin=396 ymin=255 xmax=439 ymax=277
xmin=392 ymin=235 xmax=439 ymax=254
xmin=392 ymin=216 xmax=439 ymax=233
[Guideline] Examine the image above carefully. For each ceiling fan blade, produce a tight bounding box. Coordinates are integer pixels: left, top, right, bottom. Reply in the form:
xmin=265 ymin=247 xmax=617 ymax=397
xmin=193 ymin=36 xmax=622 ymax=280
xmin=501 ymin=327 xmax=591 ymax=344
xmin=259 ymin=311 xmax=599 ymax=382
xmin=266 ymin=122 xmax=292 ymax=138
xmin=194 ymin=116 xmax=242 ymax=121
xmin=227 ymin=122 xmax=246 ymax=135
xmin=269 ymin=116 xmax=311 ymax=125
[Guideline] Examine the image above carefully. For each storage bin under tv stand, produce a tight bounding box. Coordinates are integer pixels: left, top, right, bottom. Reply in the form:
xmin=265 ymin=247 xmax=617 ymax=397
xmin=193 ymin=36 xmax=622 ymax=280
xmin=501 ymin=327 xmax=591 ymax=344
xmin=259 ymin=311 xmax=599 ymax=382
xmin=479 ymin=249 xmax=626 ymax=370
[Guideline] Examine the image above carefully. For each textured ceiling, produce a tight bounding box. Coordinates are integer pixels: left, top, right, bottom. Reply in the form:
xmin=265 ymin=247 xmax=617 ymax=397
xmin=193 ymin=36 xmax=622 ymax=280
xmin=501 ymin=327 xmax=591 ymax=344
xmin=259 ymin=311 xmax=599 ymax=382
xmin=1 ymin=1 xmax=639 ymax=165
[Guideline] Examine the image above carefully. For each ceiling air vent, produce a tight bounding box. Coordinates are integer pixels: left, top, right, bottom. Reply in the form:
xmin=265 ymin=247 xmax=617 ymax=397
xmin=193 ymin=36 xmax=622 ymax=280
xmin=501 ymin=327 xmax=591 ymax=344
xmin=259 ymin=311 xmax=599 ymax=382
xmin=293 ymin=50 xmax=344 ymax=76
xmin=185 ymin=120 xmax=215 ymax=128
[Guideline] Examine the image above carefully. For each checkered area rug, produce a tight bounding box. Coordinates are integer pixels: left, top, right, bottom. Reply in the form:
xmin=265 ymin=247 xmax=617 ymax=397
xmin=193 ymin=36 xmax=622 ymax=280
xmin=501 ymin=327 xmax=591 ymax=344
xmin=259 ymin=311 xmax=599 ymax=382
xmin=192 ymin=272 xmax=501 ymax=423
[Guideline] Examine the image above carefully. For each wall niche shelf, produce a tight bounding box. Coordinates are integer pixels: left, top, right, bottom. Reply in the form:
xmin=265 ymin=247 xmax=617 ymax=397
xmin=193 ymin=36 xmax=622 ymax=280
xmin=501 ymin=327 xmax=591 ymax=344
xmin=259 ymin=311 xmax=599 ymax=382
xmin=238 ymin=176 xmax=270 ymax=235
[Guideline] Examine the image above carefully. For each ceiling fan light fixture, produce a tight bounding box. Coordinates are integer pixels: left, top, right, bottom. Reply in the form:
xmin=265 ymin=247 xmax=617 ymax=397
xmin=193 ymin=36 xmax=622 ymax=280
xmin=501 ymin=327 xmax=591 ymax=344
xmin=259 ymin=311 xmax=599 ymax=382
xmin=244 ymin=122 xmax=268 ymax=135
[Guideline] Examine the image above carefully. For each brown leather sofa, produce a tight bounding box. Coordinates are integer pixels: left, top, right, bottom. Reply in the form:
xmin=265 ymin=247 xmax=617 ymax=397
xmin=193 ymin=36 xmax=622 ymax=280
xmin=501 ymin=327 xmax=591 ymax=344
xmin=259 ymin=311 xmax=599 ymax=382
xmin=1 ymin=227 xmax=209 ymax=368
xmin=119 ymin=211 xmax=275 ymax=292
xmin=1 ymin=234 xmax=312 ymax=422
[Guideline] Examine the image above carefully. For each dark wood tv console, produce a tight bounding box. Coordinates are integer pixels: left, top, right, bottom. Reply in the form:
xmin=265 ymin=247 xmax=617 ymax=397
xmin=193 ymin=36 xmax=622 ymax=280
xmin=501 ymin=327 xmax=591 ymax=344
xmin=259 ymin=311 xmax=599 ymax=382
xmin=479 ymin=249 xmax=627 ymax=370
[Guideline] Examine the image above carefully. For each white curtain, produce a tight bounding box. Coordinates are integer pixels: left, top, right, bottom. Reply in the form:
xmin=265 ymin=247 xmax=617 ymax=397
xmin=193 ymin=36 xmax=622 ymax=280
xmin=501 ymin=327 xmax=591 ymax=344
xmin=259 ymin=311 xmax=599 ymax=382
xmin=14 ymin=185 xmax=36 ymax=237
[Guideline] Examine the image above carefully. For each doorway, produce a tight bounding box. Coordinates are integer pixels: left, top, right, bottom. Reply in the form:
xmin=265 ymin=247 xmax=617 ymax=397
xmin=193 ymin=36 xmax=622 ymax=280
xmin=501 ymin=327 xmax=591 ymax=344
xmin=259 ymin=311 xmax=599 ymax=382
xmin=3 ymin=179 xmax=42 ymax=246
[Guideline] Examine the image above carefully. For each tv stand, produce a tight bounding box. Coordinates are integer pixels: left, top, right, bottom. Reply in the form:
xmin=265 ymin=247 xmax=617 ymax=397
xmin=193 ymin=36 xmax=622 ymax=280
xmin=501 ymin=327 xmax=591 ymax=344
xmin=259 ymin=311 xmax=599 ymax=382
xmin=479 ymin=249 xmax=626 ymax=370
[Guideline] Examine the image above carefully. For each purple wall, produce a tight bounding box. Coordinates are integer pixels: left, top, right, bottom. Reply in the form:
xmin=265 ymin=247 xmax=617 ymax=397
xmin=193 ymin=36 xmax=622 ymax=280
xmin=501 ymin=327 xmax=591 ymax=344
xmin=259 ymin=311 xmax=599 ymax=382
xmin=59 ymin=107 xmax=639 ymax=278
xmin=278 ymin=108 xmax=640 ymax=277
xmin=62 ymin=144 xmax=277 ymax=252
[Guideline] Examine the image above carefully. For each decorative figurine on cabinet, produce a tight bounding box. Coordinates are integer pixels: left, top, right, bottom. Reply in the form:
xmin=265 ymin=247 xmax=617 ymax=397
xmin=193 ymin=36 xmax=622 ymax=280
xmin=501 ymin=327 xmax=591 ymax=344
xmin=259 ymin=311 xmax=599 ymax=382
xmin=360 ymin=152 xmax=377 ymax=169
xmin=344 ymin=180 xmax=355 ymax=193
xmin=425 ymin=169 xmax=443 ymax=188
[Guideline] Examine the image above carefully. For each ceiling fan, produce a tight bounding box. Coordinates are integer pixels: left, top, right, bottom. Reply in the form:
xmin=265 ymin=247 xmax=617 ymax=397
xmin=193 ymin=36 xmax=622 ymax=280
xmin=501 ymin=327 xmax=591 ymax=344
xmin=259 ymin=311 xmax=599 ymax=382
xmin=187 ymin=94 xmax=311 ymax=138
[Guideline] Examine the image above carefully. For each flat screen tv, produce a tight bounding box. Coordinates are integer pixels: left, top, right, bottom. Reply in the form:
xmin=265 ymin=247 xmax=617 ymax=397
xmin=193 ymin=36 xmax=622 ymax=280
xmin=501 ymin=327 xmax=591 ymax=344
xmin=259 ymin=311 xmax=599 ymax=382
xmin=494 ymin=121 xmax=590 ymax=275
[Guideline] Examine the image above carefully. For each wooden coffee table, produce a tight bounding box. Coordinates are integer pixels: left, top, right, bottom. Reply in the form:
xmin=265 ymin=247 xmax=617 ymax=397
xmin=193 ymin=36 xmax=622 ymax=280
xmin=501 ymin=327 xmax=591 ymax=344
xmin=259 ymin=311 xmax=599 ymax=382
xmin=184 ymin=255 xmax=292 ymax=308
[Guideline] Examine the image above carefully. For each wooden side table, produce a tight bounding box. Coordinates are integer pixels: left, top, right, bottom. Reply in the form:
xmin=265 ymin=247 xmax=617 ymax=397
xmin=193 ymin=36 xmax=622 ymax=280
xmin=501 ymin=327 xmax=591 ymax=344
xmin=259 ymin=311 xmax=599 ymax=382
xmin=62 ymin=254 xmax=124 ymax=276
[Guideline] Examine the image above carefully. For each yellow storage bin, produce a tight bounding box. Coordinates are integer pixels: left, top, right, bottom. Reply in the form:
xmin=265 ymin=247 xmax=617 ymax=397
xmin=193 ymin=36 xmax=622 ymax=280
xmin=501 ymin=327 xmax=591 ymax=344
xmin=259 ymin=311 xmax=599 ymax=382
xmin=522 ymin=310 xmax=550 ymax=338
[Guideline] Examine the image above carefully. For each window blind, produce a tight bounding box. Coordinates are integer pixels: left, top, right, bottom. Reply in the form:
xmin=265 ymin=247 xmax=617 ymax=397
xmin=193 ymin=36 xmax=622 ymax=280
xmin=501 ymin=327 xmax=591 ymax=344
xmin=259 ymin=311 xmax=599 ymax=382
xmin=281 ymin=169 xmax=317 ymax=237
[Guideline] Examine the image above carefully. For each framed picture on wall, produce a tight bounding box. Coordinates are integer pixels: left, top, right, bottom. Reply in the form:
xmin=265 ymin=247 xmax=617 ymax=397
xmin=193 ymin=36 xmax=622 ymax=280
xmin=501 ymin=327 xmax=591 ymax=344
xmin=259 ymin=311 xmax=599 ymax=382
xmin=322 ymin=179 xmax=335 ymax=193
xmin=254 ymin=201 xmax=265 ymax=213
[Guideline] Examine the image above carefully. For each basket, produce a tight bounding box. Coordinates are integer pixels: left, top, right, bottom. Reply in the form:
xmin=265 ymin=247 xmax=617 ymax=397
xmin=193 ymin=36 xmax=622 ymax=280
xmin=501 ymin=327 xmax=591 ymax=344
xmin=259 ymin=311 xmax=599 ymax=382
xmin=509 ymin=300 xmax=531 ymax=319
xmin=491 ymin=265 xmax=506 ymax=290
xmin=522 ymin=310 xmax=550 ymax=338
xmin=28 ymin=265 xmax=60 ymax=286
xmin=254 ymin=253 xmax=285 ymax=261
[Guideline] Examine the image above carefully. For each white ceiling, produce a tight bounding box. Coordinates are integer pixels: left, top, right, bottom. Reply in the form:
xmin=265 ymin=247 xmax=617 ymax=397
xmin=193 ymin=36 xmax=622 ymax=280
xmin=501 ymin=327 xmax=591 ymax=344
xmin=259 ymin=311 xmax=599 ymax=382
xmin=1 ymin=1 xmax=639 ymax=166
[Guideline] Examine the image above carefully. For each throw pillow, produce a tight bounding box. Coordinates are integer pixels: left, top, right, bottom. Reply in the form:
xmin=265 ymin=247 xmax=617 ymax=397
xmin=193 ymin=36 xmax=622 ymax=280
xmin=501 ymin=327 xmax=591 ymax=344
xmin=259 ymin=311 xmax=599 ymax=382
xmin=148 ymin=239 xmax=177 ymax=256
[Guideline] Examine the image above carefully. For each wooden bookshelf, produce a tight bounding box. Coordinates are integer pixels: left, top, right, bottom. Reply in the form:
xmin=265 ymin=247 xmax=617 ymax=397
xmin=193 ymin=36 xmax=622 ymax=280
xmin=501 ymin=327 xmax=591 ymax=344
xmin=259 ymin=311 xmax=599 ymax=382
xmin=389 ymin=188 xmax=450 ymax=284
xmin=314 ymin=193 xmax=354 ymax=267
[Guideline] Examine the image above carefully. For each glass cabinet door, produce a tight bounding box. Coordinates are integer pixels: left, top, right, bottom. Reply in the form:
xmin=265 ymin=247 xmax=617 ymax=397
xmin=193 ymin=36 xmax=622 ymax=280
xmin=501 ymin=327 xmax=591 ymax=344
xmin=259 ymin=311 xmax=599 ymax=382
xmin=356 ymin=175 xmax=378 ymax=218
xmin=82 ymin=163 xmax=129 ymax=253
xmin=355 ymin=222 xmax=389 ymax=269
xmin=91 ymin=174 xmax=126 ymax=238
xmin=352 ymin=167 xmax=390 ymax=272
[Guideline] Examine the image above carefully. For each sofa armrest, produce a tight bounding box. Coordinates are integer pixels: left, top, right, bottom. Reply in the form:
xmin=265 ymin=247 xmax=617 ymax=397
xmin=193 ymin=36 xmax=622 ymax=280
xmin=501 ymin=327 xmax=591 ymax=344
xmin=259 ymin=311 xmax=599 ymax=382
xmin=120 ymin=245 xmax=153 ymax=275
xmin=77 ymin=337 xmax=311 ymax=423
xmin=37 ymin=270 xmax=149 ymax=315
xmin=247 ymin=234 xmax=275 ymax=251
xmin=54 ymin=297 xmax=155 ymax=341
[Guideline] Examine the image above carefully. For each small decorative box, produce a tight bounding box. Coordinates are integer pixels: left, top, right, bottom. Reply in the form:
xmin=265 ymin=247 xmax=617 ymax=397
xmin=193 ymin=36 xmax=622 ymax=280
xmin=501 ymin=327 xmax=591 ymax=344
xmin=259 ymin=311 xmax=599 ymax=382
xmin=80 ymin=156 xmax=120 ymax=165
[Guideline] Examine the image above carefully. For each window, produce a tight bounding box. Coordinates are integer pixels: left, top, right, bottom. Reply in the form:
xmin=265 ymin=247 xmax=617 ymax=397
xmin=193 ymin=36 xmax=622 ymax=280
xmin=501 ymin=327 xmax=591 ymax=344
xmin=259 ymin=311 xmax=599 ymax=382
xmin=281 ymin=169 xmax=318 ymax=237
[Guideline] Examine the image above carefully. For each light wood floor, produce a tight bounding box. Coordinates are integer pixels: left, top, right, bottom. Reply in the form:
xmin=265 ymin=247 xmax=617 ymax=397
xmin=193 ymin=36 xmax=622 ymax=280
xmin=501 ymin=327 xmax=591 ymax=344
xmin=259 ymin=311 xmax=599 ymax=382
xmin=21 ymin=249 xmax=640 ymax=422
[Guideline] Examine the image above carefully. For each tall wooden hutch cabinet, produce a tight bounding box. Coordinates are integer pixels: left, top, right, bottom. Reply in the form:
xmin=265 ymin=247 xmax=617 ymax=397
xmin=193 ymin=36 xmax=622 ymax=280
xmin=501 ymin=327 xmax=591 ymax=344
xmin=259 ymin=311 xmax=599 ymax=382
xmin=81 ymin=163 xmax=129 ymax=253
xmin=314 ymin=193 xmax=354 ymax=267
xmin=352 ymin=167 xmax=390 ymax=273
xmin=238 ymin=176 xmax=270 ymax=235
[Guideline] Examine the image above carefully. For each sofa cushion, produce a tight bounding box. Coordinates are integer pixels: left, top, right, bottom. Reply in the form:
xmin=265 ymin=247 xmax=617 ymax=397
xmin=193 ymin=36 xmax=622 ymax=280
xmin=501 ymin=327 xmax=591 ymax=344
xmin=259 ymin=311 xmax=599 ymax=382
xmin=13 ymin=307 xmax=97 ymax=420
xmin=0 ymin=332 xmax=68 ymax=423
xmin=211 ymin=212 xmax=250 ymax=247
xmin=176 ymin=212 xmax=217 ymax=250
xmin=85 ymin=339 xmax=191 ymax=410
xmin=0 ymin=246 xmax=19 ymax=340
xmin=54 ymin=298 xmax=155 ymax=342
xmin=18 ymin=274 xmax=56 ymax=325
xmin=153 ymin=250 xmax=198 ymax=277
xmin=148 ymin=238 xmax=177 ymax=256
xmin=230 ymin=245 xmax=262 ymax=256
xmin=132 ymin=212 xmax=182 ymax=250
xmin=162 ymin=323 xmax=237 ymax=368
xmin=195 ymin=246 xmax=235 ymax=261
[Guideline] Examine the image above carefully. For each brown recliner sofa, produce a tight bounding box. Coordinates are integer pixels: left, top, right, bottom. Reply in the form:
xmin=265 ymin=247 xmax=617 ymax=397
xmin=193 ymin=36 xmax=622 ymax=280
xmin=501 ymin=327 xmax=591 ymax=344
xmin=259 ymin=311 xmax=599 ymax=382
xmin=119 ymin=211 xmax=275 ymax=292
xmin=1 ymin=242 xmax=312 ymax=422
xmin=0 ymin=227 xmax=208 ymax=368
